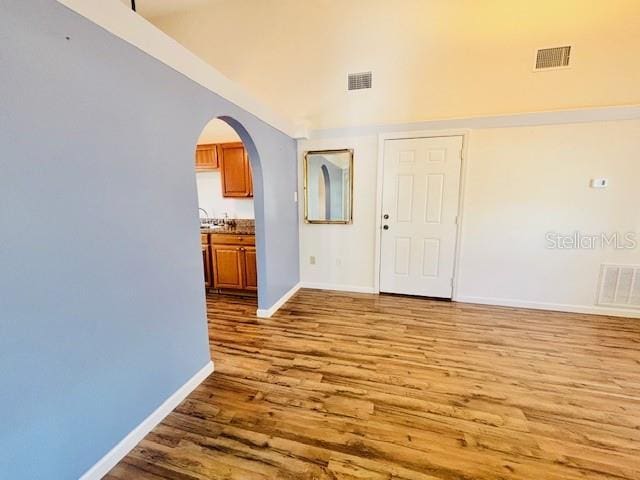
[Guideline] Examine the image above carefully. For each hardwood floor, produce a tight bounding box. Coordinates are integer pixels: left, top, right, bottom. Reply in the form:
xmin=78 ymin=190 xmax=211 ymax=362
xmin=106 ymin=289 xmax=640 ymax=480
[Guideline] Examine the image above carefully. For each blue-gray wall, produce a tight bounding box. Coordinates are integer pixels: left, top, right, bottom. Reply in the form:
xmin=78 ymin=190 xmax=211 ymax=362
xmin=0 ymin=1 xmax=298 ymax=478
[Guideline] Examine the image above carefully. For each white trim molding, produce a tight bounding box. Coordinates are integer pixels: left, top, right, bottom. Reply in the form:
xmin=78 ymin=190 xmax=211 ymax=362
xmin=374 ymin=129 xmax=471 ymax=296
xmin=308 ymin=104 xmax=640 ymax=140
xmin=55 ymin=0 xmax=305 ymax=139
xmin=256 ymin=282 xmax=301 ymax=318
xmin=300 ymin=282 xmax=377 ymax=294
xmin=79 ymin=361 xmax=214 ymax=480
xmin=455 ymin=296 xmax=640 ymax=319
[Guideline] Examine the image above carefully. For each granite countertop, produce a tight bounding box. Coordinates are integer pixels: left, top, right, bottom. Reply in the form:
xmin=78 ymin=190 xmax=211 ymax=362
xmin=200 ymin=225 xmax=255 ymax=235
xmin=200 ymin=219 xmax=255 ymax=236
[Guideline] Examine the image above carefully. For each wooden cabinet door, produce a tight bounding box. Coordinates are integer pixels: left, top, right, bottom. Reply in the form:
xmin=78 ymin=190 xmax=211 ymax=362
xmin=212 ymin=245 xmax=244 ymax=289
xmin=248 ymin=161 xmax=254 ymax=196
xmin=243 ymin=247 xmax=258 ymax=291
xmin=201 ymin=244 xmax=211 ymax=288
xmin=219 ymin=142 xmax=253 ymax=197
xmin=195 ymin=144 xmax=219 ymax=171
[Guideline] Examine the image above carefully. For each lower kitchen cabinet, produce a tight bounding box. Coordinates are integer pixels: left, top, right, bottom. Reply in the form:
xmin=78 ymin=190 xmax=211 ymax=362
xmin=201 ymin=234 xmax=211 ymax=288
xmin=202 ymin=244 xmax=212 ymax=288
xmin=204 ymin=233 xmax=257 ymax=293
xmin=243 ymin=246 xmax=258 ymax=291
xmin=212 ymin=245 xmax=245 ymax=289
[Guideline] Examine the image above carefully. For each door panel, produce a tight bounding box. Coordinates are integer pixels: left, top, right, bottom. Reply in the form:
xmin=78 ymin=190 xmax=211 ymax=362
xmin=396 ymin=175 xmax=414 ymax=222
xmin=243 ymin=247 xmax=258 ymax=291
xmin=195 ymin=144 xmax=218 ymax=171
xmin=247 ymin=160 xmax=254 ymax=197
xmin=393 ymin=237 xmax=411 ymax=275
xmin=380 ymin=136 xmax=463 ymax=298
xmin=201 ymin=244 xmax=211 ymax=288
xmin=422 ymin=238 xmax=440 ymax=277
xmin=212 ymin=245 xmax=244 ymax=289
xmin=425 ymin=174 xmax=444 ymax=223
xmin=219 ymin=142 xmax=252 ymax=197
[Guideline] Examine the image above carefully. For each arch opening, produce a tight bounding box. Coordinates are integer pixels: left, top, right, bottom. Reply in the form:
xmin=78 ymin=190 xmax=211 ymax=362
xmin=192 ymin=116 xmax=265 ymax=309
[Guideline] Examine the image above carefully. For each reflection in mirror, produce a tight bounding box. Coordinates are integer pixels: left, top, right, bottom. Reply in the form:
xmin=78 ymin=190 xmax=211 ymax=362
xmin=304 ymin=149 xmax=353 ymax=224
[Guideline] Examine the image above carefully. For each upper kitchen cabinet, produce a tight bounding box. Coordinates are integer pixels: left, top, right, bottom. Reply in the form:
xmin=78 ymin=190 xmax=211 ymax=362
xmin=219 ymin=142 xmax=253 ymax=198
xmin=195 ymin=143 xmax=219 ymax=171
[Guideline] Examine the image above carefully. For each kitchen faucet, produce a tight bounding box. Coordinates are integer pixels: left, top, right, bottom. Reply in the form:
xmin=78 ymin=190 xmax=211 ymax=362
xmin=199 ymin=208 xmax=211 ymax=227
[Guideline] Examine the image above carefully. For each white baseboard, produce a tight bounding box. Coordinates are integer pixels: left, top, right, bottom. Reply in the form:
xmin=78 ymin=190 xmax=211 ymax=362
xmin=256 ymin=282 xmax=301 ymax=318
xmin=455 ymin=295 xmax=640 ymax=319
xmin=300 ymin=282 xmax=377 ymax=294
xmin=79 ymin=360 xmax=214 ymax=480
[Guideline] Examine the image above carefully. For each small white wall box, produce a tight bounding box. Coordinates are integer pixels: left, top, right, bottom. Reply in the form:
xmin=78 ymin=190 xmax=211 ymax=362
xmin=590 ymin=178 xmax=608 ymax=188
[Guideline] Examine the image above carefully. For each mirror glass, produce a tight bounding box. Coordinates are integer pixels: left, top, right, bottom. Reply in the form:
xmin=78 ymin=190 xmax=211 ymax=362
xmin=304 ymin=150 xmax=353 ymax=224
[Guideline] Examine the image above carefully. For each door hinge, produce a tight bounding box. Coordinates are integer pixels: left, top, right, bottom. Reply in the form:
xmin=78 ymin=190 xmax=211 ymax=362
xmin=460 ymin=149 xmax=464 ymax=161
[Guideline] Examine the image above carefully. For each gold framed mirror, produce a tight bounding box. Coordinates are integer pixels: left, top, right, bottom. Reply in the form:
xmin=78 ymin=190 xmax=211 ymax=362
xmin=303 ymin=149 xmax=353 ymax=224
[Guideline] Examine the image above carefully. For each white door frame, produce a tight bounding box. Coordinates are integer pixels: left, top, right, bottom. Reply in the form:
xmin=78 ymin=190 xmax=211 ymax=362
xmin=374 ymin=129 xmax=471 ymax=299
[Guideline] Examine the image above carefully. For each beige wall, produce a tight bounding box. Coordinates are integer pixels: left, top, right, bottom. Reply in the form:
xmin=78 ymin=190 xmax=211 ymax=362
xmin=150 ymin=0 xmax=640 ymax=130
xmin=297 ymin=135 xmax=379 ymax=292
xmin=457 ymin=121 xmax=640 ymax=311
xmin=298 ymin=119 xmax=640 ymax=315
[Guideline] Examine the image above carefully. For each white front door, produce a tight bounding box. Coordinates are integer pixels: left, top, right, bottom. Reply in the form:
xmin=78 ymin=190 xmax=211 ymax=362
xmin=379 ymin=136 xmax=463 ymax=298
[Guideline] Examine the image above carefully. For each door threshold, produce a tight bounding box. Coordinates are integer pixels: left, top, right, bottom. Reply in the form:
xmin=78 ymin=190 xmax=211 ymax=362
xmin=379 ymin=292 xmax=452 ymax=302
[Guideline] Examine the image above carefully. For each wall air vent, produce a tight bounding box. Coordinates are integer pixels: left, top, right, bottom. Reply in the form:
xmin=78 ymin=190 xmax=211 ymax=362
xmin=534 ymin=46 xmax=572 ymax=70
xmin=348 ymin=71 xmax=372 ymax=90
xmin=597 ymin=264 xmax=640 ymax=309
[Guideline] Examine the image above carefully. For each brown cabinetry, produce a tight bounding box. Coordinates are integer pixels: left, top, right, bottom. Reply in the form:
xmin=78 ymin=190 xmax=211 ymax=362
xmin=243 ymin=246 xmax=258 ymax=291
xmin=219 ymin=142 xmax=253 ymax=198
xmin=194 ymin=142 xmax=253 ymax=199
xmin=212 ymin=245 xmax=245 ymax=289
xmin=195 ymin=143 xmax=219 ymax=171
xmin=202 ymin=245 xmax=212 ymax=288
xmin=201 ymin=234 xmax=211 ymax=288
xmin=203 ymin=232 xmax=256 ymax=293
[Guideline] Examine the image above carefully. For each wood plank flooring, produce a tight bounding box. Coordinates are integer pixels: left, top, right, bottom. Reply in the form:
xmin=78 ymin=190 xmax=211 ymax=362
xmin=106 ymin=289 xmax=640 ymax=480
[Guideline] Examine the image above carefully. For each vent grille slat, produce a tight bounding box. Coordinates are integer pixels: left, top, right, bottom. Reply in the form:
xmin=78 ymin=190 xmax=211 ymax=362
xmin=631 ymin=273 xmax=640 ymax=305
xmin=535 ymin=46 xmax=571 ymax=70
xmin=597 ymin=265 xmax=640 ymax=309
xmin=348 ymin=71 xmax=372 ymax=90
xmin=616 ymin=268 xmax=634 ymax=304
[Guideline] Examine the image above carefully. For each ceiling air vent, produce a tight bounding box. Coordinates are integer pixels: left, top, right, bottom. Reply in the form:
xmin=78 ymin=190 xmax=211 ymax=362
xmin=597 ymin=264 xmax=640 ymax=309
xmin=535 ymin=46 xmax=572 ymax=70
xmin=348 ymin=71 xmax=372 ymax=90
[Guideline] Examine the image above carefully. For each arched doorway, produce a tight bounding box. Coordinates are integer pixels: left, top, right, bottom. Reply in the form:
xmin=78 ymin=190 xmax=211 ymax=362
xmin=193 ymin=116 xmax=262 ymax=305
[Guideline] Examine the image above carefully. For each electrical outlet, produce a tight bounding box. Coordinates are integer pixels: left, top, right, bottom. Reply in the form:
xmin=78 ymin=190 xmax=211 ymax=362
xmin=294 ymin=191 xmax=298 ymax=203
xmin=310 ymin=256 xmax=316 ymax=265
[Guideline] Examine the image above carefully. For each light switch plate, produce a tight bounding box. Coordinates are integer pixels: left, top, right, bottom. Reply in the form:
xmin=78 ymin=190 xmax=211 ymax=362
xmin=590 ymin=178 xmax=608 ymax=188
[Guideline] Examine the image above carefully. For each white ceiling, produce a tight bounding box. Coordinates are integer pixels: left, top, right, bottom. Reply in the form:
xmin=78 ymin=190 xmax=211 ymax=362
xmin=136 ymin=0 xmax=640 ymax=131
xmin=198 ymin=118 xmax=240 ymax=144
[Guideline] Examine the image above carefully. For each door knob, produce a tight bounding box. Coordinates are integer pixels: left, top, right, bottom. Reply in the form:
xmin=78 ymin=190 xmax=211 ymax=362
xmin=383 ymin=225 xmax=389 ymax=230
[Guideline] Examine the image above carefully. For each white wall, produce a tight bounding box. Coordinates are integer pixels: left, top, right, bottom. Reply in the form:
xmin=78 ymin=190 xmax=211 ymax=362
xmin=196 ymin=119 xmax=254 ymax=219
xmin=298 ymin=136 xmax=378 ymax=292
xmin=298 ymin=119 xmax=640 ymax=314
xmin=196 ymin=172 xmax=254 ymax=219
xmin=457 ymin=121 xmax=640 ymax=312
xmin=149 ymin=0 xmax=640 ymax=131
